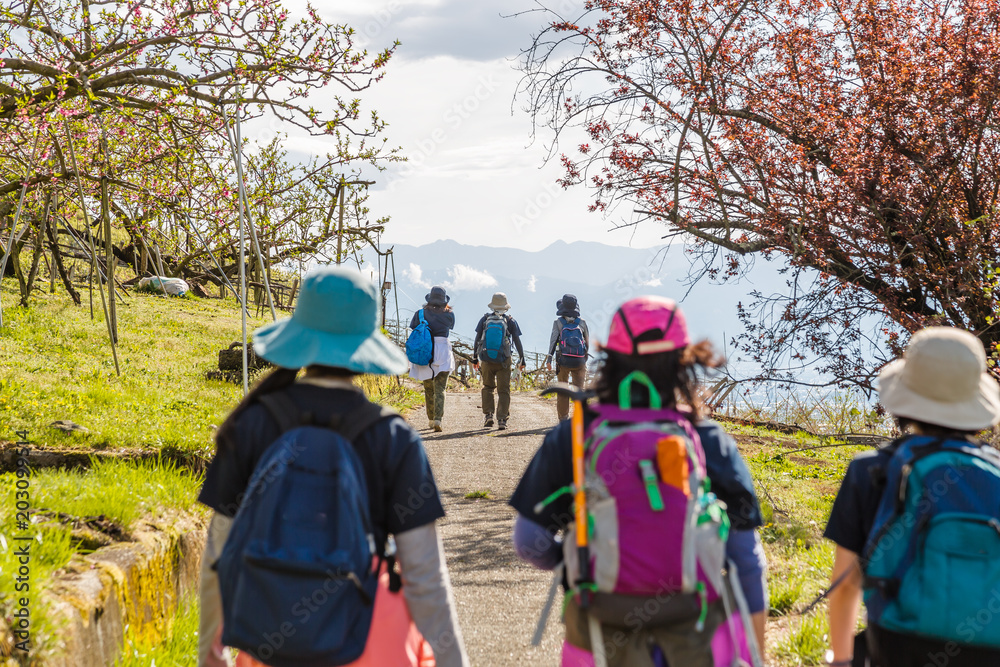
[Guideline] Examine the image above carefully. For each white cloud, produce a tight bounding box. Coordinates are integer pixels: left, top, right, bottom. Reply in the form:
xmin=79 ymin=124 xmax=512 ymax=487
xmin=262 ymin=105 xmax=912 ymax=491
xmin=404 ymin=262 xmax=430 ymax=288
xmin=641 ymin=277 xmax=663 ymax=287
xmin=444 ymin=264 xmax=498 ymax=291
xmin=527 ymin=275 xmax=537 ymax=292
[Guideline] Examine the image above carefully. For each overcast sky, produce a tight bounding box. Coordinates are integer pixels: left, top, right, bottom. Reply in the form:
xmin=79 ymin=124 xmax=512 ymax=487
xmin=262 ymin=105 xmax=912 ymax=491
xmin=280 ymin=0 xmax=669 ymax=252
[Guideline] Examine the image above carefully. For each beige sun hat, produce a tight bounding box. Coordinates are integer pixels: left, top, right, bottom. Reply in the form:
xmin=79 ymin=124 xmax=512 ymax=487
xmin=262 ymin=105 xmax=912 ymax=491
xmin=878 ymin=326 xmax=1000 ymax=431
xmin=488 ymin=292 xmax=510 ymax=312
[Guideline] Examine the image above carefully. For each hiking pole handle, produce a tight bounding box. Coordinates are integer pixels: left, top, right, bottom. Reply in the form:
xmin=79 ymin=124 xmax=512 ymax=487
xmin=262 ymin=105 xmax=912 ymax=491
xmin=572 ymin=399 xmax=586 ymax=549
xmin=572 ymin=397 xmax=595 ymax=609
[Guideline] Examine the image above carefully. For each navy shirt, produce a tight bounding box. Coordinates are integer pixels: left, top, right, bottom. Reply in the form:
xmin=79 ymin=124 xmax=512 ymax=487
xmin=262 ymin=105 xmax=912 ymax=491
xmin=198 ymin=384 xmax=445 ymax=542
xmin=509 ymin=411 xmax=764 ymax=532
xmin=822 ymin=447 xmax=895 ymax=555
xmin=410 ymin=307 xmax=455 ymax=338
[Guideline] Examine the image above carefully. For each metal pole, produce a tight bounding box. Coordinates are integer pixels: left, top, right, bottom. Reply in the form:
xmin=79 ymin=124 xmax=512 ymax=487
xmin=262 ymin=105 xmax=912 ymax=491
xmin=225 ymin=102 xmax=250 ymax=397
xmin=0 ymin=132 xmax=41 ymax=328
xmin=184 ymin=212 xmax=244 ymax=306
xmin=336 ymin=180 xmax=345 ymax=265
xmin=64 ymin=121 xmax=120 ymax=376
xmin=220 ymin=103 xmax=276 ymax=322
xmin=100 ymin=172 xmax=117 ymax=343
xmin=390 ymin=248 xmax=400 ymax=328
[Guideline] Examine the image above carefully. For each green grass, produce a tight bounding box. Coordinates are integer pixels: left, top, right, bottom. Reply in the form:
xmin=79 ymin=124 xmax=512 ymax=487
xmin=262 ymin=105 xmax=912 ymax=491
xmin=0 ymin=458 xmax=205 ymax=593
xmin=732 ymin=424 xmax=874 ymax=665
xmin=0 ymin=282 xmax=420 ymax=454
xmin=117 ymin=593 xmax=204 ymax=667
xmin=774 ymin=613 xmax=829 ymax=665
xmin=0 ymin=457 xmax=208 ymax=662
xmin=0 ymin=283 xmax=269 ymax=454
xmin=464 ymin=489 xmax=491 ymax=499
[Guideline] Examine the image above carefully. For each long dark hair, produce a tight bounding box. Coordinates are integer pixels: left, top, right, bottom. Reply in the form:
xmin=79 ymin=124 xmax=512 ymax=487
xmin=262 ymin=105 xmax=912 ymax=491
xmin=424 ymin=302 xmax=452 ymax=312
xmin=214 ymin=365 xmax=355 ymax=453
xmin=593 ymin=340 xmax=724 ymax=420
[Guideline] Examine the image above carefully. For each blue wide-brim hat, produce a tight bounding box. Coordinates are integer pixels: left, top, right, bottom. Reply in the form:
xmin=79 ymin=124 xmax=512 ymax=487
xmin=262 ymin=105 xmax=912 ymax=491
xmin=253 ymin=266 xmax=408 ymax=375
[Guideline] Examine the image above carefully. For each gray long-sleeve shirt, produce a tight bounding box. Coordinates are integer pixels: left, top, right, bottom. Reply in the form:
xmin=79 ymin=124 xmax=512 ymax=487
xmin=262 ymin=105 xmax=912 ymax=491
xmin=545 ymin=317 xmax=590 ymax=365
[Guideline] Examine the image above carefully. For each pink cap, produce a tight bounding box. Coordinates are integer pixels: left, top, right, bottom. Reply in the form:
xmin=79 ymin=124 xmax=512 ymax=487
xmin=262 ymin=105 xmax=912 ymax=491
xmin=604 ymin=296 xmax=690 ymax=355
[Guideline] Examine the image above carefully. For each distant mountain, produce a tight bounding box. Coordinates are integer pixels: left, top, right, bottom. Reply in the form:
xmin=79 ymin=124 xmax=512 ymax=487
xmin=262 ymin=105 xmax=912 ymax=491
xmin=364 ymin=240 xmax=786 ymax=367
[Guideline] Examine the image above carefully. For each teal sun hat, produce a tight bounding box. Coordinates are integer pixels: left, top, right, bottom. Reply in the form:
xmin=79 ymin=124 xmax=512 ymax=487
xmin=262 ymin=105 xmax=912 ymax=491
xmin=252 ymin=266 xmax=408 ymax=375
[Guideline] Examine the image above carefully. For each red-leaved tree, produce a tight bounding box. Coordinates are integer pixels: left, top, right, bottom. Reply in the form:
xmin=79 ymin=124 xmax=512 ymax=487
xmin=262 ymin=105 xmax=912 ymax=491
xmin=520 ymin=0 xmax=1000 ymax=387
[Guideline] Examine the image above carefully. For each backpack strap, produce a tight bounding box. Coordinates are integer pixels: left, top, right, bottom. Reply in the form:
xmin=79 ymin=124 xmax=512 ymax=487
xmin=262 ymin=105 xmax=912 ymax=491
xmin=258 ymin=392 xmax=301 ymax=434
xmin=258 ymin=392 xmax=397 ymax=443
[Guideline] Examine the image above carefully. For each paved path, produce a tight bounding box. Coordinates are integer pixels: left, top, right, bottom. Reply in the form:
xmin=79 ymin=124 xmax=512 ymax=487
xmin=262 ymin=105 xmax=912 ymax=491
xmin=408 ymin=390 xmax=564 ymax=667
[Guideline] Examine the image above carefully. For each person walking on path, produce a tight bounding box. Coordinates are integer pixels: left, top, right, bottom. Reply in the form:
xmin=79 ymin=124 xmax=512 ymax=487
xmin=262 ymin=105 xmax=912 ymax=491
xmin=544 ymin=293 xmax=590 ymax=420
xmin=510 ymin=296 xmax=768 ymax=666
xmin=409 ymin=286 xmax=455 ymax=432
xmin=473 ymin=292 xmax=526 ymax=430
xmin=824 ymin=327 xmax=1000 ymax=667
xmin=197 ymin=267 xmax=469 ymax=667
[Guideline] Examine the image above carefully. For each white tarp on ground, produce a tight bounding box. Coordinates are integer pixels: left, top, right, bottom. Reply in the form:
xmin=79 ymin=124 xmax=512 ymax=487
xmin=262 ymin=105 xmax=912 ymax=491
xmin=137 ymin=276 xmax=190 ymax=296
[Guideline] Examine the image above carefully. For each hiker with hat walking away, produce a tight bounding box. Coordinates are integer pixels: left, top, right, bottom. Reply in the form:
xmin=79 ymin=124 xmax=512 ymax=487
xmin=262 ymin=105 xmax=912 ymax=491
xmin=197 ymin=266 xmax=469 ymax=667
xmin=510 ymin=296 xmax=767 ymax=667
xmin=545 ymin=293 xmax=591 ymax=420
xmin=824 ymin=326 xmax=1000 ymax=667
xmin=473 ymin=292 xmax=526 ymax=430
xmin=408 ymin=286 xmax=455 ymax=433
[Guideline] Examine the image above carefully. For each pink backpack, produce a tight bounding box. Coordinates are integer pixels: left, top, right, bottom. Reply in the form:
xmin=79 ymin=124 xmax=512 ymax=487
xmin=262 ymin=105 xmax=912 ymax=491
xmin=554 ymin=371 xmax=762 ymax=666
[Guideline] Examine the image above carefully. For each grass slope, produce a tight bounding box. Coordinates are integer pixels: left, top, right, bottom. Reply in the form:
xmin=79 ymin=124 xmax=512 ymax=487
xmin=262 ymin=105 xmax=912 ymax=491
xmin=1 ymin=283 xmax=271 ymax=454
xmin=727 ymin=421 xmax=873 ymax=665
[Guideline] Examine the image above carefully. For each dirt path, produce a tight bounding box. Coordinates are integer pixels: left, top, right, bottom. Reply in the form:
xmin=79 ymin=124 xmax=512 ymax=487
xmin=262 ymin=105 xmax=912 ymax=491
xmin=407 ymin=389 xmax=563 ymax=667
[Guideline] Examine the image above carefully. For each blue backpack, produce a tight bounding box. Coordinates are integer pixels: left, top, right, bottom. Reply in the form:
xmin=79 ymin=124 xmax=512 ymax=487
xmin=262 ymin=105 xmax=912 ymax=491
xmin=480 ymin=312 xmax=510 ymax=362
xmin=406 ymin=310 xmax=434 ymax=366
xmin=862 ymin=435 xmax=1000 ymax=649
xmin=217 ymin=395 xmax=393 ymax=667
xmin=557 ymin=317 xmax=587 ymax=368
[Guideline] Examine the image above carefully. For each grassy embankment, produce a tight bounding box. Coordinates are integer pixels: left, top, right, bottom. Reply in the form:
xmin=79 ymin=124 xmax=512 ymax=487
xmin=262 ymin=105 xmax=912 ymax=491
xmin=0 ymin=281 xmax=419 ymax=663
xmin=727 ymin=421 xmax=873 ymax=666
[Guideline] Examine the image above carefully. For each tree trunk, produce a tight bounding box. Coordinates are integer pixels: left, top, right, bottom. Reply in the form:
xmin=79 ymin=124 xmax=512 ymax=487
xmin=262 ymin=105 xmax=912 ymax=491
xmin=22 ymin=224 xmax=43 ymax=306
xmin=44 ymin=213 xmax=81 ymax=305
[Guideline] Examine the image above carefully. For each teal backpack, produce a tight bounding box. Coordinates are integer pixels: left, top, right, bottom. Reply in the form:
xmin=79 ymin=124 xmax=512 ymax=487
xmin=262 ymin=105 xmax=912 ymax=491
xmin=862 ymin=435 xmax=1000 ymax=648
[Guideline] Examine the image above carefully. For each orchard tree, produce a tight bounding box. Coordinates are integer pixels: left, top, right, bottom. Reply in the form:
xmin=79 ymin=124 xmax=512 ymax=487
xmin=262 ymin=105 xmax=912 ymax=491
xmin=520 ymin=0 xmax=1000 ymax=387
xmin=0 ymin=0 xmax=399 ymax=300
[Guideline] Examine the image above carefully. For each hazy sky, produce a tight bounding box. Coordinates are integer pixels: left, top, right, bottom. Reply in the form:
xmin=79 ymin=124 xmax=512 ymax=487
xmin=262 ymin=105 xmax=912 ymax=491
xmin=282 ymin=0 xmax=669 ymax=251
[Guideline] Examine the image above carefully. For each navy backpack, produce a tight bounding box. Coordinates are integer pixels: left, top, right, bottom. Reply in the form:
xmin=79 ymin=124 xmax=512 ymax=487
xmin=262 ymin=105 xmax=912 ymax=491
xmin=217 ymin=394 xmax=394 ymax=667
xmin=862 ymin=435 xmax=1000 ymax=649
xmin=406 ymin=310 xmax=434 ymax=366
xmin=556 ymin=317 xmax=587 ymax=368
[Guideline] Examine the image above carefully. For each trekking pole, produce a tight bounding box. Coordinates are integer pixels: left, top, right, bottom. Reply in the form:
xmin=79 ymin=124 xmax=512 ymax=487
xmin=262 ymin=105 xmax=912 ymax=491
xmin=539 ymin=383 xmax=607 ymax=667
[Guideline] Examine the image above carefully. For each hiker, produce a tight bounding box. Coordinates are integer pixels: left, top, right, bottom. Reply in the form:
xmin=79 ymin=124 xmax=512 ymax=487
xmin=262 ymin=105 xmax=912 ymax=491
xmin=408 ymin=285 xmax=455 ymax=432
xmin=545 ymin=293 xmax=590 ymax=420
xmin=824 ymin=326 xmax=1000 ymax=667
xmin=510 ymin=296 xmax=767 ymax=666
xmin=473 ymin=292 xmax=526 ymax=430
xmin=196 ymin=266 xmax=469 ymax=667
